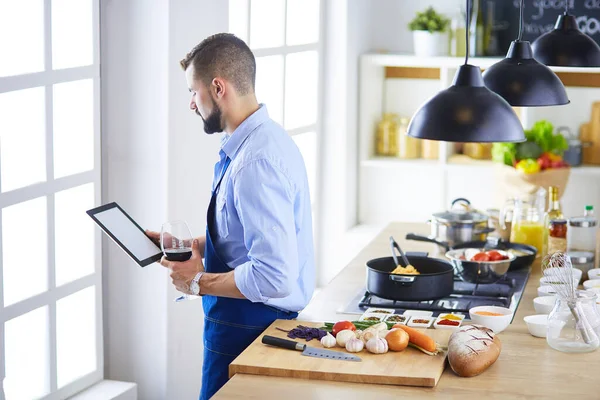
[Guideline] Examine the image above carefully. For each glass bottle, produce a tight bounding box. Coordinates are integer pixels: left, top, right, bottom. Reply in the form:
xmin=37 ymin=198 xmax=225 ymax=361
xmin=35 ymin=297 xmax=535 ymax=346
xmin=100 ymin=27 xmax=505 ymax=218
xmin=397 ymin=117 xmax=420 ymax=159
xmin=568 ymin=205 xmax=599 ymax=269
xmin=543 ymin=186 xmax=564 ymax=257
xmin=469 ymin=0 xmax=485 ymax=57
xmin=547 ymin=290 xmax=600 ymax=353
xmin=375 ymin=113 xmax=399 ymax=156
xmin=510 ymin=198 xmax=545 ymax=256
xmin=450 ymin=12 xmax=467 ymax=57
xmin=548 ymin=219 xmax=568 ymax=255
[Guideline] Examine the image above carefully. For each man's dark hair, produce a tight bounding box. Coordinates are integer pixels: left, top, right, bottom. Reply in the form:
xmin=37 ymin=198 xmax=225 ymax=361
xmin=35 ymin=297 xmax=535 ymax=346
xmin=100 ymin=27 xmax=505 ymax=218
xmin=180 ymin=33 xmax=256 ymax=96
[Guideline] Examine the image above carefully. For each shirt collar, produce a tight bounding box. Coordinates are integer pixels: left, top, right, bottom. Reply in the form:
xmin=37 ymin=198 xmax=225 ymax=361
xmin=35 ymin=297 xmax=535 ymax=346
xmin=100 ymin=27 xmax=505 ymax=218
xmin=221 ymin=104 xmax=269 ymax=159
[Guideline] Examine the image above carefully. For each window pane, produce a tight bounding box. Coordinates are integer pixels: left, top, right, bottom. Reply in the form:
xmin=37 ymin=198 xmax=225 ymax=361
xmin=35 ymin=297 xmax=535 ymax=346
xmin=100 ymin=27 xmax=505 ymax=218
xmin=284 ymin=51 xmax=318 ymax=130
xmin=2 ymin=197 xmax=48 ymax=306
xmin=57 ymin=286 xmax=96 ymax=388
xmin=0 ymin=0 xmax=44 ymax=77
xmin=4 ymin=306 xmax=50 ymax=400
xmin=52 ymin=0 xmax=93 ymax=69
xmin=250 ymin=0 xmax=284 ymax=49
xmin=292 ymin=131 xmax=317 ymax=204
xmin=229 ymin=0 xmax=249 ymax=43
xmin=255 ymin=55 xmax=284 ymax=125
xmin=286 ymin=0 xmax=320 ymax=45
xmin=0 ymin=88 xmax=46 ymax=192
xmin=53 ymin=79 xmax=94 ymax=178
xmin=55 ymin=184 xmax=95 ymax=286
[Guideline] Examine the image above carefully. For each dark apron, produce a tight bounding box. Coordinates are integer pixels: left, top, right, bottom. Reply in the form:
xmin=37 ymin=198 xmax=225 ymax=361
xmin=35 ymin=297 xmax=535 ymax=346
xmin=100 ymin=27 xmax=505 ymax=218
xmin=200 ymin=157 xmax=298 ymax=400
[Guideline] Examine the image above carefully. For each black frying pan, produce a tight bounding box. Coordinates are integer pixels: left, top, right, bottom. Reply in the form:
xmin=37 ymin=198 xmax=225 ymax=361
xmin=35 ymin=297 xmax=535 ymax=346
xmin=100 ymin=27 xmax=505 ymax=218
xmin=405 ymin=233 xmax=537 ymax=271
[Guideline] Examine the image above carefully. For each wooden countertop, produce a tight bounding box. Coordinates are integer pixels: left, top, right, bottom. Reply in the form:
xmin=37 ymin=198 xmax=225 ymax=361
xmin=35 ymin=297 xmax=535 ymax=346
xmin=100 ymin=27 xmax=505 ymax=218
xmin=215 ymin=223 xmax=599 ymax=399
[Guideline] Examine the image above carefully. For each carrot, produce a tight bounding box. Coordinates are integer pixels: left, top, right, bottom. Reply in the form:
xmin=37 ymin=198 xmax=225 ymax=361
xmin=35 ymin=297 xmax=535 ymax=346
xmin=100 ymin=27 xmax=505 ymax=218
xmin=392 ymin=324 xmax=437 ymax=354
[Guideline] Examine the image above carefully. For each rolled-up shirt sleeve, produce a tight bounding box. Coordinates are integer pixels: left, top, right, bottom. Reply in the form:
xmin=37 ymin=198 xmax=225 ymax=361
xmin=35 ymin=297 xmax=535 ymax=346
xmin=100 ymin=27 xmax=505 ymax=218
xmin=232 ymin=159 xmax=299 ymax=303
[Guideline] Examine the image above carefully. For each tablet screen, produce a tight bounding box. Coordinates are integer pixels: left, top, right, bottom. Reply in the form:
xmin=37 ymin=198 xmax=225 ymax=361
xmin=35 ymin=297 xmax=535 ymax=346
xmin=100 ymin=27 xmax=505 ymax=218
xmin=88 ymin=203 xmax=162 ymax=267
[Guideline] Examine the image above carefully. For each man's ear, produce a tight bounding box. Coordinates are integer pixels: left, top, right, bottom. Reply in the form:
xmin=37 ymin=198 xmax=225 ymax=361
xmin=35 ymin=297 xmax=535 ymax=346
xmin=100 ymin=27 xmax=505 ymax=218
xmin=212 ymin=78 xmax=225 ymax=98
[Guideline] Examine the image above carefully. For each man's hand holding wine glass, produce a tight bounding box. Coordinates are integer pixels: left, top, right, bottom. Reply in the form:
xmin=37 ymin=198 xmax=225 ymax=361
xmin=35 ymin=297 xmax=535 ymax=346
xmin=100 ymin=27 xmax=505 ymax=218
xmin=159 ymin=238 xmax=205 ymax=294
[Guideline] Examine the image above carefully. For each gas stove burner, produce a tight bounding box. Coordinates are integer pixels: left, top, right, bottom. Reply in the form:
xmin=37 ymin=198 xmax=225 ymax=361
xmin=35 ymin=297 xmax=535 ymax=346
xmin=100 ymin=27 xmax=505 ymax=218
xmin=342 ymin=266 xmax=531 ymax=318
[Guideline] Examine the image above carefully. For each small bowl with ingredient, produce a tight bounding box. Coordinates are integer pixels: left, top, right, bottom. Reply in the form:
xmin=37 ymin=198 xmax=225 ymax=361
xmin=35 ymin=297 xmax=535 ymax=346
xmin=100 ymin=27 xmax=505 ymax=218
xmin=588 ymin=268 xmax=600 ymax=280
xmin=446 ymin=249 xmax=516 ymax=285
xmin=359 ymin=313 xmax=388 ymax=322
xmin=433 ymin=314 xmax=464 ymax=330
xmin=533 ymin=296 xmax=557 ymax=314
xmin=523 ymin=314 xmax=548 ymax=338
xmin=469 ymin=306 xmax=513 ymax=334
xmin=365 ymin=308 xmax=394 ymax=314
xmin=537 ymin=285 xmax=557 ymax=297
xmin=407 ymin=316 xmax=434 ymax=328
xmin=384 ymin=314 xmax=407 ymax=324
xmin=583 ymin=279 xmax=600 ymax=290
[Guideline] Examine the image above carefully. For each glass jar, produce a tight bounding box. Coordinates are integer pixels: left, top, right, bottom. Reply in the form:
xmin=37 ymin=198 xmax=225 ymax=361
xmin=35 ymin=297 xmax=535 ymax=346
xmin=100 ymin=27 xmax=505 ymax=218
xmin=547 ymin=290 xmax=600 ymax=353
xmin=510 ymin=199 xmax=545 ymax=256
xmin=397 ymin=117 xmax=420 ymax=159
xmin=421 ymin=140 xmax=439 ymax=160
xmin=548 ymin=219 xmax=568 ymax=255
xmin=375 ymin=113 xmax=399 ymax=156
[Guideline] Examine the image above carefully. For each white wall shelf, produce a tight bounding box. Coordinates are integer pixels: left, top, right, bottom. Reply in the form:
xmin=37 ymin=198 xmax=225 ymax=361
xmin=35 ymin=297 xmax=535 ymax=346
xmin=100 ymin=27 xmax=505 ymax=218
xmin=357 ymin=53 xmax=600 ymax=224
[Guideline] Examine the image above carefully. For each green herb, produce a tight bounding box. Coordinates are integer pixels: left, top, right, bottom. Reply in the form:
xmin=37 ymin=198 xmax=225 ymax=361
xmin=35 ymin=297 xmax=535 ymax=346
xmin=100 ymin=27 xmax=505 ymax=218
xmin=408 ymin=7 xmax=450 ymax=33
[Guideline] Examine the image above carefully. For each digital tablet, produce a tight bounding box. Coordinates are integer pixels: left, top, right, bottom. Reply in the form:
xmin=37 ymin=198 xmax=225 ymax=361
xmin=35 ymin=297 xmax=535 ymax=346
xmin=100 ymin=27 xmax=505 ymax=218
xmin=86 ymin=202 xmax=163 ymax=267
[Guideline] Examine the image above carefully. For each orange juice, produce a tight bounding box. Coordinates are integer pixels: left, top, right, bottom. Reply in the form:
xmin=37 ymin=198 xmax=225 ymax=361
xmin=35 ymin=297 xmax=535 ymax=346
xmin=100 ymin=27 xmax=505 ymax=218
xmin=510 ymin=221 xmax=544 ymax=255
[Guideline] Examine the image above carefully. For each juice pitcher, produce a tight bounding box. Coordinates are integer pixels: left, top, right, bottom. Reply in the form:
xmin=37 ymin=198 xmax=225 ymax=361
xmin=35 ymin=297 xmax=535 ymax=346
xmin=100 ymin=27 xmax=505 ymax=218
xmin=509 ymin=198 xmax=545 ymax=256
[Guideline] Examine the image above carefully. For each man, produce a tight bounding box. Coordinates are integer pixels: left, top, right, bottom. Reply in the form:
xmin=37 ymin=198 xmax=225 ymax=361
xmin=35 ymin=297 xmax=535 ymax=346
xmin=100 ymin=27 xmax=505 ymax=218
xmin=147 ymin=33 xmax=315 ymax=399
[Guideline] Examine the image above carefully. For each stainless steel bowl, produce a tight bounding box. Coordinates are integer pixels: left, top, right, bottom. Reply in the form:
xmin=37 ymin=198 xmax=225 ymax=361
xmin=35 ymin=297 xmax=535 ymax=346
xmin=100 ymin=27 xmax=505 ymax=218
xmin=445 ymin=249 xmax=516 ymax=284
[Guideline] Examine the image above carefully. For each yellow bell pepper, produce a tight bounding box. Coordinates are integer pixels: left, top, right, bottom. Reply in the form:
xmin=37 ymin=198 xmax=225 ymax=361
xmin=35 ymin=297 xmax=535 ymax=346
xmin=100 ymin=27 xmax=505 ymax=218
xmin=515 ymin=158 xmax=541 ymax=174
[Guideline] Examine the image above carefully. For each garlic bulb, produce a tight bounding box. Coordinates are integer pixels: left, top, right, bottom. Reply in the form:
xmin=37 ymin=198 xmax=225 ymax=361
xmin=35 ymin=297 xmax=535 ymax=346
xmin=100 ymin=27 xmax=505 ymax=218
xmin=366 ymin=337 xmax=389 ymax=354
xmin=320 ymin=333 xmax=336 ymax=348
xmin=361 ymin=328 xmax=378 ymax=343
xmin=371 ymin=322 xmax=388 ymax=332
xmin=345 ymin=337 xmax=364 ymax=353
xmin=354 ymin=329 xmax=363 ymax=339
xmin=336 ymin=329 xmax=356 ymax=347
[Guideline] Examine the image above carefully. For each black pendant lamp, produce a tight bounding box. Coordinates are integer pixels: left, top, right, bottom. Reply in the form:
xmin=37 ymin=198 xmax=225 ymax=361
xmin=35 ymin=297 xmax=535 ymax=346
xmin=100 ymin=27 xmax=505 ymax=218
xmin=407 ymin=0 xmax=525 ymax=143
xmin=532 ymin=2 xmax=600 ymax=67
xmin=482 ymin=0 xmax=569 ymax=107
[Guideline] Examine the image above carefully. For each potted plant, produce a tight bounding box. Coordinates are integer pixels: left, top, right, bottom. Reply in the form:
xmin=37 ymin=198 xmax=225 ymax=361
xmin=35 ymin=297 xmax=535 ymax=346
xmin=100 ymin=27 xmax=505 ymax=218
xmin=408 ymin=7 xmax=451 ymax=57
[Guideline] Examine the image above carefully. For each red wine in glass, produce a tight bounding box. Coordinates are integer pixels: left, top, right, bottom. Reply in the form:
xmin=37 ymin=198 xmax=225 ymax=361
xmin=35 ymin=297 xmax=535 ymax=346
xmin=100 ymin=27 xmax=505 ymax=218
xmin=161 ymin=221 xmax=193 ymax=262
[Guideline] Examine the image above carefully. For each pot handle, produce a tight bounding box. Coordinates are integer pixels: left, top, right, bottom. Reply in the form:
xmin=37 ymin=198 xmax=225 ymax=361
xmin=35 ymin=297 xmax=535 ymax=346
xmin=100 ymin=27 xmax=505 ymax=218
xmin=405 ymin=233 xmax=451 ymax=251
xmin=451 ymin=198 xmax=471 ymax=209
xmin=389 ymin=275 xmax=416 ymax=285
xmin=473 ymin=227 xmax=496 ymax=235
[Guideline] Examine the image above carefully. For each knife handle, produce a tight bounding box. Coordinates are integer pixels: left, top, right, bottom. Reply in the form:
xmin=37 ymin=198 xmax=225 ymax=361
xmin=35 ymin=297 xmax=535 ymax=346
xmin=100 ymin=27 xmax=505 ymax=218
xmin=262 ymin=335 xmax=305 ymax=351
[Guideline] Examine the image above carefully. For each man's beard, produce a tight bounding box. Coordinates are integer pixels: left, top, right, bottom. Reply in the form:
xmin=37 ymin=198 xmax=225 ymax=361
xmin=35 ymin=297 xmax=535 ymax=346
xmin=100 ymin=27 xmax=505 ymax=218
xmin=196 ymin=101 xmax=223 ymax=134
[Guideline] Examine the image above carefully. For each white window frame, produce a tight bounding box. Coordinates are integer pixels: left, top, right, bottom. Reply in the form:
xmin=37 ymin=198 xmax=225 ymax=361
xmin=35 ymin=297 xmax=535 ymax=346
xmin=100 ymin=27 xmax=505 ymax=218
xmin=0 ymin=1 xmax=103 ymax=399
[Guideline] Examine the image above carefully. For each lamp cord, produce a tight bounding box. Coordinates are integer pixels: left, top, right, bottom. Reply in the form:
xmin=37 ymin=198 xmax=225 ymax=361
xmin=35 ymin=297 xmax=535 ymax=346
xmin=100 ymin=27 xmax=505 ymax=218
xmin=464 ymin=0 xmax=470 ymax=65
xmin=518 ymin=0 xmax=524 ymax=41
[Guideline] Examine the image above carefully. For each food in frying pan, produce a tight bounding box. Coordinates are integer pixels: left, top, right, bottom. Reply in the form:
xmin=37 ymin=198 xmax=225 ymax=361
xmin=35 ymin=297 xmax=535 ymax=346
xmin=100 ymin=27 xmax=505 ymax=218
xmin=391 ymin=264 xmax=420 ymax=275
xmin=459 ymin=249 xmax=510 ymax=262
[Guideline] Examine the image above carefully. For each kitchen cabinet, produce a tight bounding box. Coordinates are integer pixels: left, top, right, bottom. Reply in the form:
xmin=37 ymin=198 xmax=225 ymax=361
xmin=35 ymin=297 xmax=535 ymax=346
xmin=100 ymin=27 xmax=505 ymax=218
xmin=357 ymin=54 xmax=600 ymax=225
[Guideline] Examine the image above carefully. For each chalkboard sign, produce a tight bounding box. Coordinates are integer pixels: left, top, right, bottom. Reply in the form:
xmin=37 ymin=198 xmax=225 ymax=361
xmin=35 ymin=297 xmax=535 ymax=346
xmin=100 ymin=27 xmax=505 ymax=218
xmin=482 ymin=0 xmax=600 ymax=55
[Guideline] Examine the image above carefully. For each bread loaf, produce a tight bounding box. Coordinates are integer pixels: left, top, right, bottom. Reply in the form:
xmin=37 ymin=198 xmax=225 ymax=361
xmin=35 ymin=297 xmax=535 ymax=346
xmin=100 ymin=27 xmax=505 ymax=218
xmin=448 ymin=324 xmax=501 ymax=377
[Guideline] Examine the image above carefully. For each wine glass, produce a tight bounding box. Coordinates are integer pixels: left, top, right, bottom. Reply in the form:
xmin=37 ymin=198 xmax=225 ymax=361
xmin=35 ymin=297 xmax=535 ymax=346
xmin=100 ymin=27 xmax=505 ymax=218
xmin=160 ymin=220 xmax=193 ymax=262
xmin=160 ymin=220 xmax=199 ymax=302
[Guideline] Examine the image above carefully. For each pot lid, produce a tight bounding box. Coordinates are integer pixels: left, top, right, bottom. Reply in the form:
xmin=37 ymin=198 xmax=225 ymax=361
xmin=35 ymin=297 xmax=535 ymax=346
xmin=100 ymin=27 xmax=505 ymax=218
xmin=432 ymin=209 xmax=489 ymax=224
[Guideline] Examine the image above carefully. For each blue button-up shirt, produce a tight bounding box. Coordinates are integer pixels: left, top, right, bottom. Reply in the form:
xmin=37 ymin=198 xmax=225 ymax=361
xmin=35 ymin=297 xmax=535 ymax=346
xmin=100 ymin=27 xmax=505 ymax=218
xmin=211 ymin=104 xmax=315 ymax=312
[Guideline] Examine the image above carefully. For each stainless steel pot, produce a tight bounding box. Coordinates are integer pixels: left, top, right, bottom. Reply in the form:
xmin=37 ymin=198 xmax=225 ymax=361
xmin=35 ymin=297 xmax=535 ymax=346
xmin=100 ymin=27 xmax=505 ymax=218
xmin=430 ymin=198 xmax=494 ymax=247
xmin=445 ymin=248 xmax=516 ymax=284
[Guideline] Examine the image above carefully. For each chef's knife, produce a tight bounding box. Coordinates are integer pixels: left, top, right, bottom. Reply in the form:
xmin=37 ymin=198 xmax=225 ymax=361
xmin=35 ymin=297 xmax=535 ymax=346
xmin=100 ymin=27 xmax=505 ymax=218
xmin=262 ymin=335 xmax=361 ymax=362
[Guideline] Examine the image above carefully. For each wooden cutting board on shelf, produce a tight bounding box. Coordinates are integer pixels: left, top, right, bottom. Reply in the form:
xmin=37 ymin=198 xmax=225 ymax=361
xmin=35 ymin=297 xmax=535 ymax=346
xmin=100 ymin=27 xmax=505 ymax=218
xmin=229 ymin=319 xmax=453 ymax=388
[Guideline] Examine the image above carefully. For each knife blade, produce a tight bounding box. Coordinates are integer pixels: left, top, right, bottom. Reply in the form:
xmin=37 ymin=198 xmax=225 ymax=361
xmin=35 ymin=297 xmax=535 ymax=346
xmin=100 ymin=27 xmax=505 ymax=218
xmin=262 ymin=335 xmax=361 ymax=362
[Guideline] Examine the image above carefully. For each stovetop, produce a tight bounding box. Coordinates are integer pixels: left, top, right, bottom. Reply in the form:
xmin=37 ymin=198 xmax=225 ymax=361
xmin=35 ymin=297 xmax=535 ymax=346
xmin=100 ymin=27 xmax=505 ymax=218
xmin=340 ymin=267 xmax=532 ymax=320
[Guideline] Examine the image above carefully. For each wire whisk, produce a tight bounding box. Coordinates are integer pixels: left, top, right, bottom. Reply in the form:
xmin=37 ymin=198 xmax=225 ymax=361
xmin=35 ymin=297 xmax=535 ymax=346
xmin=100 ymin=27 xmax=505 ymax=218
xmin=542 ymin=252 xmax=599 ymax=345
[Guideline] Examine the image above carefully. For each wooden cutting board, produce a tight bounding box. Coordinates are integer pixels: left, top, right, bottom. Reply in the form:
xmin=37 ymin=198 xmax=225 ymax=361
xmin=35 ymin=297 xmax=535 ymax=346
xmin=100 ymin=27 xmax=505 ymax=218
xmin=229 ymin=319 xmax=453 ymax=388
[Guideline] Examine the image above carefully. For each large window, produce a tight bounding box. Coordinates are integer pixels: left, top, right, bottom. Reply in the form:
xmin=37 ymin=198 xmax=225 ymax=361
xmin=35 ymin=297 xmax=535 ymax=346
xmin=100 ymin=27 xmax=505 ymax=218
xmin=0 ymin=1 xmax=102 ymax=399
xmin=229 ymin=0 xmax=322 ymax=210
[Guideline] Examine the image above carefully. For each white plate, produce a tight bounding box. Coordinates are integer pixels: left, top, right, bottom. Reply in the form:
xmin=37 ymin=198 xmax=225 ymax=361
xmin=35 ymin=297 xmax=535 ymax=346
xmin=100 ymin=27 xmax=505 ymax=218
xmin=358 ymin=313 xmax=389 ymax=322
xmin=436 ymin=313 xmax=465 ymax=321
xmin=364 ymin=308 xmax=394 ymax=315
xmin=433 ymin=318 xmax=462 ymax=330
xmin=403 ymin=310 xmax=434 ymax=317
xmin=383 ymin=314 xmax=408 ymax=324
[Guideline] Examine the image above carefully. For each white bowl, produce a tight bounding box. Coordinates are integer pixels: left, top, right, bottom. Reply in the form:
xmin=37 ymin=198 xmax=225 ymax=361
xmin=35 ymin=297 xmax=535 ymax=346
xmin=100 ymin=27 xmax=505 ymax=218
xmin=533 ymin=296 xmax=557 ymax=314
xmin=539 ymin=276 xmax=579 ymax=288
xmin=469 ymin=306 xmax=513 ymax=334
xmin=543 ymin=267 xmax=583 ymax=285
xmin=523 ymin=314 xmax=549 ymax=338
xmin=588 ymin=269 xmax=600 ymax=280
xmin=583 ymin=280 xmax=600 ymax=290
xmin=537 ymin=286 xmax=557 ymax=297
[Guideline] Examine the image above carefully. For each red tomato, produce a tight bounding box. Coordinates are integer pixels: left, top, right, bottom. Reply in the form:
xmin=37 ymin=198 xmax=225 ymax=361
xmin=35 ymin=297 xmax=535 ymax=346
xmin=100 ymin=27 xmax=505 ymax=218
xmin=471 ymin=252 xmax=490 ymax=262
xmin=332 ymin=321 xmax=356 ymax=337
xmin=486 ymin=250 xmax=505 ymax=261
